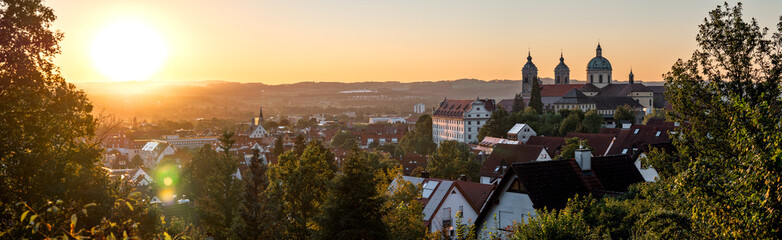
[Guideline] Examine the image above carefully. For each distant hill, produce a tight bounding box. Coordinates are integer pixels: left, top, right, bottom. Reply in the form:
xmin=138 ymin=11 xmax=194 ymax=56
xmin=74 ymin=78 xmax=663 ymax=122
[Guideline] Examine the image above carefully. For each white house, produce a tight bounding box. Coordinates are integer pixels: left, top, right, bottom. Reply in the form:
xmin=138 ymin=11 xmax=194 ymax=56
xmin=390 ymin=176 xmax=494 ymax=239
xmin=432 ymin=98 xmax=495 ymax=144
xmin=140 ymin=141 xmax=176 ymax=168
xmin=478 ymin=144 xmax=552 ymax=184
xmin=506 ymin=124 xmax=536 ymax=143
xmin=414 ymin=103 xmax=426 ymax=114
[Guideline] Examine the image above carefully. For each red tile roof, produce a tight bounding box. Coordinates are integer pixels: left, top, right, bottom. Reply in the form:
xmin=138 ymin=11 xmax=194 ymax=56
xmin=432 ymin=99 xmax=496 ymax=119
xmin=564 ymin=133 xmax=617 ymax=156
xmin=539 ymin=84 xmax=586 ymax=97
xmin=454 ymin=181 xmax=495 ymax=213
xmin=526 ymin=136 xmax=567 ymax=157
xmin=479 ymin=144 xmax=546 ymax=178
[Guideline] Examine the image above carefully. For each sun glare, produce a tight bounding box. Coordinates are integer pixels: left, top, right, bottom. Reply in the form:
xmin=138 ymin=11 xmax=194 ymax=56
xmin=91 ymin=20 xmax=168 ymax=82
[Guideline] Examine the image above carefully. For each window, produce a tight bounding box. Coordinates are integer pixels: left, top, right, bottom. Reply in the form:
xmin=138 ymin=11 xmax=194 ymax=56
xmin=634 ymin=129 xmax=640 ymax=134
xmin=477 ymin=107 xmax=481 ymax=111
xmin=468 ymin=135 xmax=471 ymax=140
xmin=655 ymin=131 xmax=661 ymax=137
xmin=442 ymin=207 xmax=452 ymax=227
xmin=508 ymin=179 xmax=527 ymax=193
xmin=590 ymin=75 xmax=594 ymax=83
xmin=649 ymin=99 xmax=653 ymax=105
xmin=599 ymin=75 xmax=603 ymax=83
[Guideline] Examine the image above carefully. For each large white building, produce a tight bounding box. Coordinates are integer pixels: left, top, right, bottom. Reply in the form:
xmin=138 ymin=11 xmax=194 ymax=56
xmin=432 ymin=98 xmax=496 ymax=144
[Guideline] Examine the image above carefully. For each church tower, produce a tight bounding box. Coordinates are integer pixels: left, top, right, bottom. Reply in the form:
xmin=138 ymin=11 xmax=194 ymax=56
xmin=586 ymin=43 xmax=613 ymax=88
xmin=521 ymin=51 xmax=538 ymax=99
xmin=628 ymin=68 xmax=635 ymax=84
xmin=554 ymin=52 xmax=570 ymax=84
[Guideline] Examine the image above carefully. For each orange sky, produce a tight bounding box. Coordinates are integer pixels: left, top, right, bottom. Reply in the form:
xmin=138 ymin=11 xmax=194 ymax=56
xmin=49 ymin=0 xmax=781 ymax=84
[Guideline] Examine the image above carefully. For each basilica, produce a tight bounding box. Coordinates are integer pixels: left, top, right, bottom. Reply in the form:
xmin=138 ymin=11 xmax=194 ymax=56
xmin=510 ymin=44 xmax=666 ymax=117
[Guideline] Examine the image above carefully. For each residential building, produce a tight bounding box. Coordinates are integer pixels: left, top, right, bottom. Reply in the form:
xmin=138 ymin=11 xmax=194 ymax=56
xmin=479 ymin=144 xmax=551 ymax=184
xmin=414 ymin=103 xmax=426 ymax=113
xmin=432 ymin=98 xmax=495 ymax=144
xmin=506 ymin=124 xmax=536 ymax=143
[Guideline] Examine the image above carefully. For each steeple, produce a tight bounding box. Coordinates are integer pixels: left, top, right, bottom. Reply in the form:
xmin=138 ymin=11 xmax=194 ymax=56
xmin=527 ymin=50 xmax=532 ymax=61
xmin=628 ymin=68 xmax=635 ymax=84
xmin=559 ymin=52 xmax=564 ymax=63
xmin=596 ymin=43 xmax=602 ymax=57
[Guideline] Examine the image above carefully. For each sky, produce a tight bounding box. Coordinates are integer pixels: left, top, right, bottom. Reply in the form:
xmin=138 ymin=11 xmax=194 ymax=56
xmin=49 ymin=0 xmax=782 ymax=84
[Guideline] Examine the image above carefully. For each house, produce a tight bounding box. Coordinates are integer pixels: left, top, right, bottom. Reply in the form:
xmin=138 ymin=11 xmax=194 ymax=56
xmin=631 ymin=142 xmax=677 ymax=182
xmin=390 ymin=176 xmax=495 ymax=238
xmin=506 ymin=124 xmax=536 ymax=143
xmin=475 ymin=137 xmax=519 ymax=154
xmin=563 ymin=133 xmax=617 ymax=156
xmin=398 ymin=153 xmax=427 ymax=176
xmin=354 ymin=123 xmax=408 ymax=148
xmin=140 ymin=141 xmax=176 ymax=168
xmin=475 ymin=149 xmax=645 ymax=237
xmin=525 ymin=136 xmax=567 ymax=157
xmin=432 ymin=98 xmax=496 ymax=144
xmin=479 ymin=144 xmax=551 ymax=184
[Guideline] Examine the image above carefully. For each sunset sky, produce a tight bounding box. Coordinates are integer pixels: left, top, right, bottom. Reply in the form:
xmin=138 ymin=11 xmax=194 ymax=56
xmin=49 ymin=0 xmax=781 ymax=84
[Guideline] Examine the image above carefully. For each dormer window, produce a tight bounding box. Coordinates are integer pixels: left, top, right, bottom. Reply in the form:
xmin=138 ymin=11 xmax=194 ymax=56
xmin=477 ymin=107 xmax=481 ymax=111
xmin=634 ymin=129 xmax=640 ymax=134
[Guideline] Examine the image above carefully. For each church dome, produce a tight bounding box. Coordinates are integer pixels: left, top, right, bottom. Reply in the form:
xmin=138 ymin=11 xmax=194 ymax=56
xmin=522 ymin=52 xmax=537 ymax=71
xmin=555 ymin=53 xmax=569 ymax=71
xmin=587 ymin=44 xmax=612 ymax=71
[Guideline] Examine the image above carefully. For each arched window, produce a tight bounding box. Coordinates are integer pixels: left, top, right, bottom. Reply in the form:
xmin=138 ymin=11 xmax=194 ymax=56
xmin=556 ymin=76 xmax=560 ymax=83
xmin=590 ymin=75 xmax=594 ymax=83
xmin=599 ymin=75 xmax=603 ymax=83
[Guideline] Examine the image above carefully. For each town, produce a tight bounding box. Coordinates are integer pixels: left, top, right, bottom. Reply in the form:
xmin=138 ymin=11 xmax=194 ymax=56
xmin=2 ymin=0 xmax=781 ymax=239
xmin=95 ymin=44 xmax=675 ymax=238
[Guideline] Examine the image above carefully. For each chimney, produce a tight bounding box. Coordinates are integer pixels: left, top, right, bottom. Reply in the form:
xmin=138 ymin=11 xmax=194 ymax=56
xmin=574 ymin=142 xmax=592 ymax=171
xmin=421 ymin=171 xmax=430 ymax=178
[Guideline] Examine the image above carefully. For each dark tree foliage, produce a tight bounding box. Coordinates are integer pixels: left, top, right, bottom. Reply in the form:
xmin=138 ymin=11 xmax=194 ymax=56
xmin=477 ymin=107 xmax=511 ymax=141
xmin=267 ymin=140 xmax=336 ymax=239
xmin=512 ymin=93 xmax=525 ymax=113
xmin=558 ymin=111 xmax=582 ymax=136
xmin=554 ymin=137 xmax=591 ymax=160
xmin=331 ymin=130 xmax=358 ymax=150
xmin=528 ymin=78 xmax=543 ymax=113
xmin=316 ymin=150 xmax=388 ymax=239
xmin=399 ymin=114 xmax=436 ymax=155
xmin=612 ymin=105 xmax=635 ymax=124
xmin=233 ymin=149 xmax=278 ymax=239
xmin=581 ymin=109 xmax=603 ymax=133
xmin=190 ymin=135 xmax=242 ymax=239
xmin=657 ymin=3 xmax=782 ymax=238
xmin=272 ymin=136 xmax=284 ymax=157
xmin=293 ymin=134 xmax=306 ymax=156
xmin=427 ymin=140 xmax=480 ymax=181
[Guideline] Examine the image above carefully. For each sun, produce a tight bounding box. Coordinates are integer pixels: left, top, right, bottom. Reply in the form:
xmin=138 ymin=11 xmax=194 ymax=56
xmin=91 ymin=20 xmax=168 ymax=82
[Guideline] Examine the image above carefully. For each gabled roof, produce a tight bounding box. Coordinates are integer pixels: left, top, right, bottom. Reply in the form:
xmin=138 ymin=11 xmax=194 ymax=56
xmin=579 ymin=84 xmax=601 ymax=92
xmin=479 ymin=144 xmax=546 ymax=178
xmin=453 ymin=181 xmax=495 ymax=214
xmin=604 ymin=124 xmax=675 ymax=155
xmin=593 ymin=96 xmax=644 ymax=110
xmin=513 ymin=160 xmax=591 ymax=210
xmin=539 ymin=84 xmax=586 ymax=97
xmin=596 ymin=83 xmax=653 ymax=97
xmin=507 ymin=123 xmax=531 ymax=135
xmin=433 ymin=99 xmax=496 ymax=119
xmin=399 ymin=153 xmax=427 ymax=176
xmin=496 ymin=99 xmax=515 ymax=112
xmin=478 ymin=137 xmax=519 ymax=148
xmin=591 ymin=155 xmax=645 ymax=192
xmin=555 ymin=89 xmax=596 ymax=104
xmin=564 ymin=133 xmax=616 ymax=156
xmin=526 ymin=136 xmax=567 ymax=157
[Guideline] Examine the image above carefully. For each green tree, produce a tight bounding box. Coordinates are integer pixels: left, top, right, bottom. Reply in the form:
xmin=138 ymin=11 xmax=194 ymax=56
xmin=642 ymin=108 xmax=666 ymax=124
xmin=400 ymin=114 xmax=436 ymax=155
xmin=233 ymin=149 xmax=278 ymax=239
xmin=581 ymin=109 xmax=603 ymax=133
xmin=316 ymin=150 xmax=388 ymax=239
xmin=331 ymin=130 xmax=357 ymax=150
xmin=528 ymin=77 xmax=543 ymax=113
xmin=477 ymin=107 xmax=511 ymax=141
xmin=0 ymin=0 xmax=158 ymax=237
xmin=427 ymin=140 xmax=480 ymax=181
xmin=382 ymin=174 xmax=426 ymax=240
xmin=555 ymin=137 xmax=591 ymax=160
xmin=267 ymin=140 xmax=336 ymax=239
xmin=612 ymin=105 xmax=634 ymax=124
xmin=512 ymin=93 xmax=525 ymax=113
xmin=272 ymin=136 xmax=284 ymax=157
xmin=658 ymin=3 xmax=782 ymax=238
xmin=130 ymin=154 xmax=143 ymax=168
xmin=558 ymin=111 xmax=582 ymax=136
xmin=293 ymin=134 xmax=306 ymax=155
xmin=191 ymin=133 xmax=242 ymax=239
